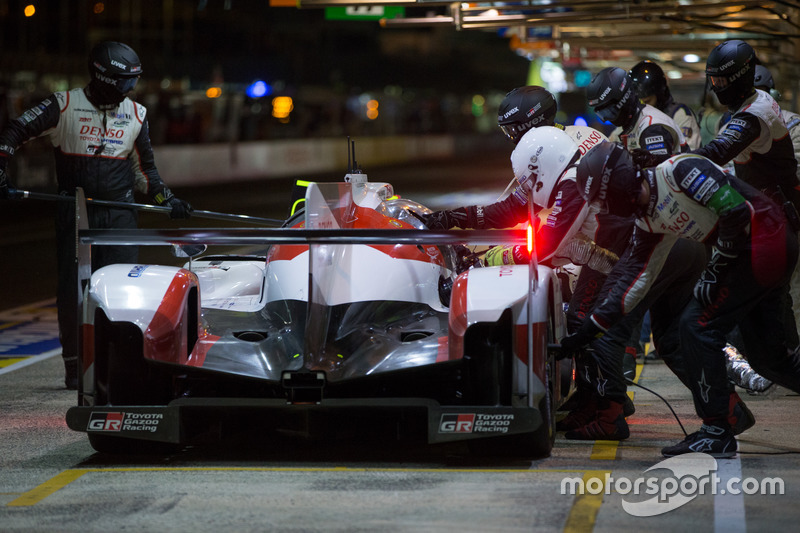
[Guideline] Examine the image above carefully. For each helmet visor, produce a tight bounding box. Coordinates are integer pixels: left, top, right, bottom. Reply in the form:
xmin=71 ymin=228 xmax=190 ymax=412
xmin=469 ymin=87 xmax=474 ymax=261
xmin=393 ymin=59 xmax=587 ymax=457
xmin=499 ymin=123 xmax=526 ymax=144
xmin=115 ymin=76 xmax=139 ymax=95
xmin=707 ymin=74 xmax=730 ymax=92
xmin=594 ymin=102 xmax=620 ymax=124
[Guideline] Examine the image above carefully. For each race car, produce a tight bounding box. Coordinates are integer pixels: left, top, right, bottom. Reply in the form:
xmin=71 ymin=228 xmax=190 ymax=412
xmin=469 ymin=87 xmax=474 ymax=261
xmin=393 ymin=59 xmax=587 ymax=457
xmin=66 ymin=172 xmax=575 ymax=458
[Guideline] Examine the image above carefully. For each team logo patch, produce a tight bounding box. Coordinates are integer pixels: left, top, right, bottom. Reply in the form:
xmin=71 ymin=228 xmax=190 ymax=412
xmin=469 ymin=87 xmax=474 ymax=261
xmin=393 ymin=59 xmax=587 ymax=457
xmin=87 ymin=412 xmax=124 ymax=431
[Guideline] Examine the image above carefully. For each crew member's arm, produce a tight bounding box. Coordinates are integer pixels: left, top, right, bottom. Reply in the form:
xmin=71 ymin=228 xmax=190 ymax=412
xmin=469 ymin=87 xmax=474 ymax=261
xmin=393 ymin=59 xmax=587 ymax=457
xmin=630 ymin=123 xmax=682 ymax=167
xmin=131 ymin=111 xmax=192 ymax=219
xmin=560 ymin=227 xmax=676 ymax=351
xmin=691 ymin=111 xmax=760 ymax=166
xmin=0 ymin=95 xmax=61 ymax=199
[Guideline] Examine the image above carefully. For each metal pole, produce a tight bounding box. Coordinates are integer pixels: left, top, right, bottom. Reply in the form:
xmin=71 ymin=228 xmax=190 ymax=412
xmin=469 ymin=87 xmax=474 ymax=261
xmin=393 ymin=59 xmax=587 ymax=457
xmin=8 ymin=189 xmax=285 ymax=226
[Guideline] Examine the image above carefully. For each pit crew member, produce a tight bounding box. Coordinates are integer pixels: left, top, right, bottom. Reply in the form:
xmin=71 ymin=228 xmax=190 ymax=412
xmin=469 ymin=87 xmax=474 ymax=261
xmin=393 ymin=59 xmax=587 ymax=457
xmin=0 ymin=41 xmax=192 ymax=389
xmin=630 ymin=60 xmax=701 ymax=150
xmin=569 ymin=142 xmax=800 ymax=457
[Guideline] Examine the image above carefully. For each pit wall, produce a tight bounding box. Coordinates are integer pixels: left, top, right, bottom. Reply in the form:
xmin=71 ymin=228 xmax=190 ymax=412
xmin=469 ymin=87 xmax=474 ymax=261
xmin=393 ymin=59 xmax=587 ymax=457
xmin=156 ymin=135 xmax=458 ymax=186
xmin=12 ymin=134 xmax=505 ymax=190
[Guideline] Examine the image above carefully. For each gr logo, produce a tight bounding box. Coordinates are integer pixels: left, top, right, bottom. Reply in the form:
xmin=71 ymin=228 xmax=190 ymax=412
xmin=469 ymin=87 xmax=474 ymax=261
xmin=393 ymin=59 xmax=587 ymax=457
xmin=439 ymin=414 xmax=475 ymax=433
xmin=88 ymin=412 xmax=124 ymax=431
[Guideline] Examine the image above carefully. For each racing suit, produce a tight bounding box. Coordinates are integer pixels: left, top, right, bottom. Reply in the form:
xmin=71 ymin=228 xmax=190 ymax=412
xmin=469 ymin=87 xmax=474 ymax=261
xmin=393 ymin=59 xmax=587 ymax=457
xmin=0 ymin=88 xmax=179 ymax=380
xmin=779 ymin=106 xmax=800 ymax=328
xmin=610 ymin=103 xmax=687 ymax=155
xmin=693 ymin=88 xmax=800 ymax=349
xmin=576 ymin=154 xmax=800 ymax=426
xmin=694 ymin=89 xmax=800 ymax=210
xmin=662 ymin=97 xmax=701 ymax=150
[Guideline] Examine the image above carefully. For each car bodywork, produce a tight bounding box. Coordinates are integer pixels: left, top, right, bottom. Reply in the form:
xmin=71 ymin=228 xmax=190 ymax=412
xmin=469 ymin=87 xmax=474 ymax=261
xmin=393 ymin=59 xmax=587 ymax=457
xmin=66 ymin=177 xmax=574 ymax=457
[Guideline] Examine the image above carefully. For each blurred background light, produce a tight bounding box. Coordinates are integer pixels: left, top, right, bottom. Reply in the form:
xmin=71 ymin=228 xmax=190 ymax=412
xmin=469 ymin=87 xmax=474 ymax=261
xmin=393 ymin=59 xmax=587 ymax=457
xmin=272 ymin=96 xmax=293 ymax=122
xmin=246 ymin=80 xmax=271 ymax=98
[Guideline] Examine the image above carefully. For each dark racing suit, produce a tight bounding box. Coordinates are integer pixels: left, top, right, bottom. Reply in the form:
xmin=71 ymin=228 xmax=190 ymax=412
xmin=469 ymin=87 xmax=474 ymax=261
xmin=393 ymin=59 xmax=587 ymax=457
xmin=693 ymin=88 xmax=800 ymax=349
xmin=0 ymin=88 xmax=175 ymax=370
xmin=580 ymin=154 xmax=800 ymax=425
xmin=694 ymin=89 xmax=800 ymax=210
xmin=577 ymin=106 xmax=689 ymax=402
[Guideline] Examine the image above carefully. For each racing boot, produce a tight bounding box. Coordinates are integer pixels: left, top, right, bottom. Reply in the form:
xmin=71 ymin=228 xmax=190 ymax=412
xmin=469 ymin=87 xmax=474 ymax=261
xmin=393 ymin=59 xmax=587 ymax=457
xmin=64 ymin=355 xmax=78 ymax=390
xmin=623 ymin=396 xmax=636 ymax=418
xmin=729 ymin=392 xmax=756 ymax=435
xmin=564 ymin=399 xmax=630 ymax=441
xmin=556 ymin=389 xmax=597 ymax=432
xmin=661 ymin=423 xmax=736 ymax=458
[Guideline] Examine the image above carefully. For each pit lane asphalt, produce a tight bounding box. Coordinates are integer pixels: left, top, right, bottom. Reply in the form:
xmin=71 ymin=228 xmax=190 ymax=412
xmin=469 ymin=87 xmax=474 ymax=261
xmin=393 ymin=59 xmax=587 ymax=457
xmin=3 ymin=149 xmax=800 ymax=531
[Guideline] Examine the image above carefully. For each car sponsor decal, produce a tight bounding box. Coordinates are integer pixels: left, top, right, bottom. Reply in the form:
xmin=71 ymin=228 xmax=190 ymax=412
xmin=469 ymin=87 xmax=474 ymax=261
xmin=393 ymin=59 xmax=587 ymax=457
xmin=88 ymin=411 xmax=163 ymax=433
xmin=439 ymin=413 xmax=515 ymax=434
xmin=127 ymin=265 xmax=149 ymax=277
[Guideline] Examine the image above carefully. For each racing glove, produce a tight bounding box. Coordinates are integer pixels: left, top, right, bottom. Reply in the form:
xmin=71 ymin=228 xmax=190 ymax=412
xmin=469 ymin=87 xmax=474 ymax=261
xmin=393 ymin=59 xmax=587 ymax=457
xmin=154 ymin=187 xmax=193 ymax=219
xmin=558 ymin=320 xmax=604 ymax=359
xmin=420 ymin=208 xmax=470 ymax=230
xmin=630 ymin=148 xmax=670 ymax=169
xmin=483 ymin=245 xmax=527 ymax=266
xmin=693 ymin=246 xmax=736 ymax=308
xmin=165 ymin=196 xmax=193 ymax=219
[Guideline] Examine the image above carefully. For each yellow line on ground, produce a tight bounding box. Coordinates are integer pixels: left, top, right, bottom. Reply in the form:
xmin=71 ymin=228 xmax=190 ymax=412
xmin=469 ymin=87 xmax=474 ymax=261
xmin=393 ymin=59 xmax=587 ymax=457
xmin=0 ymin=357 xmax=28 ymax=368
xmin=6 ymin=470 xmax=88 ymax=507
xmin=589 ymin=441 xmax=618 ymax=460
xmin=563 ymin=470 xmax=609 ymax=533
xmin=0 ymin=321 xmax=23 ymax=331
xmin=6 ymin=467 xmax=609 ymax=508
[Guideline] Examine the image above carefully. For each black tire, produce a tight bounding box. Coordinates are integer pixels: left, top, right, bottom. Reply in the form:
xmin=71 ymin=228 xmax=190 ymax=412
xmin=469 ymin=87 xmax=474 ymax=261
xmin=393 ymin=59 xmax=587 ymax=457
xmin=466 ymin=292 xmax=558 ymax=459
xmin=94 ymin=310 xmax=173 ymax=406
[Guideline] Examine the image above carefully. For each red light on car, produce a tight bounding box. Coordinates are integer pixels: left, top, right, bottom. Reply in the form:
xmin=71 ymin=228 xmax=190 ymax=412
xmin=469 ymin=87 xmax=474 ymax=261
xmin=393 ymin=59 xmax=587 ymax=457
xmin=527 ymin=224 xmax=533 ymax=255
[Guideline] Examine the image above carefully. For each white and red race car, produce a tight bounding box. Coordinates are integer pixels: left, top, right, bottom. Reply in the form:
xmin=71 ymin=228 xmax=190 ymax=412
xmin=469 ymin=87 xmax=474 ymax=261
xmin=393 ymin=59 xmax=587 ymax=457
xmin=66 ymin=173 xmax=575 ymax=457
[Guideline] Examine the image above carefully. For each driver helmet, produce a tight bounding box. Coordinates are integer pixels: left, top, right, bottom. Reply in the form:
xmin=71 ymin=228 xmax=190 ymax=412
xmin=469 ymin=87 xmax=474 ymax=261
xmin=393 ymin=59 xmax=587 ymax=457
xmin=630 ymin=60 xmax=671 ymax=108
xmin=510 ymin=125 xmax=580 ymax=208
xmin=705 ymin=40 xmax=756 ymax=109
xmin=88 ymin=41 xmax=142 ymax=102
xmin=497 ymin=86 xmax=558 ymax=145
xmin=575 ymin=141 xmax=643 ymax=217
xmin=587 ymin=67 xmax=639 ymax=129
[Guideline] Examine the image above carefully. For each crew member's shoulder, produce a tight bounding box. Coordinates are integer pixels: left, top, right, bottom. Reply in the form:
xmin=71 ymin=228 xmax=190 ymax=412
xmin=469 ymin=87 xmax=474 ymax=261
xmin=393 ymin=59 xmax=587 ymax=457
xmin=563 ymin=124 xmax=608 ymax=146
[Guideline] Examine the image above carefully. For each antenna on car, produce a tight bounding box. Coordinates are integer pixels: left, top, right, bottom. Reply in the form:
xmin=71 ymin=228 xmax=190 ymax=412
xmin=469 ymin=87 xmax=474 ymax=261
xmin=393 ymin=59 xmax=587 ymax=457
xmin=344 ymin=136 xmax=368 ymax=184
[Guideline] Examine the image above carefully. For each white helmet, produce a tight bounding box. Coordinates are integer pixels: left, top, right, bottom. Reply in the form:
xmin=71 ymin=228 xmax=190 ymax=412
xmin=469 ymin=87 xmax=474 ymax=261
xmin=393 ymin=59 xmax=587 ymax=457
xmin=510 ymin=126 xmax=580 ymax=208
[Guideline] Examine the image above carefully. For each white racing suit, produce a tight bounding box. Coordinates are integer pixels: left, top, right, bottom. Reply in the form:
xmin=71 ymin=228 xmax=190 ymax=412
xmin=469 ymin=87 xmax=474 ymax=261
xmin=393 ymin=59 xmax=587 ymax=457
xmin=662 ymin=98 xmax=701 ymax=150
xmin=579 ymin=154 xmax=800 ymax=425
xmin=611 ymin=103 xmax=687 ymax=154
